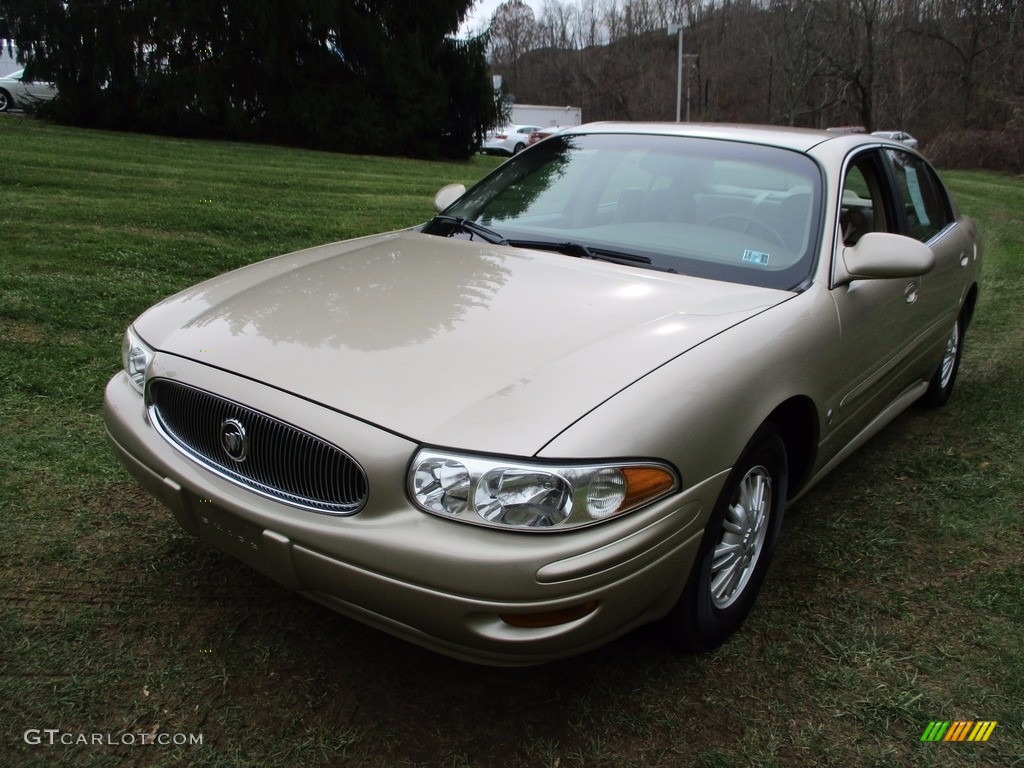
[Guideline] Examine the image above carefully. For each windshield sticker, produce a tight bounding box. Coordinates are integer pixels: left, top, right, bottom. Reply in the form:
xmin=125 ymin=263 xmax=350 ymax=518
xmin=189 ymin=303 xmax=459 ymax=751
xmin=742 ymin=249 xmax=770 ymax=266
xmin=904 ymin=167 xmax=932 ymax=227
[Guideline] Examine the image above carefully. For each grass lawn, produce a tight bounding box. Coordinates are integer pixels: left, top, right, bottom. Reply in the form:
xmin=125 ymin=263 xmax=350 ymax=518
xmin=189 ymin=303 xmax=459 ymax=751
xmin=1 ymin=117 xmax=1020 ymax=767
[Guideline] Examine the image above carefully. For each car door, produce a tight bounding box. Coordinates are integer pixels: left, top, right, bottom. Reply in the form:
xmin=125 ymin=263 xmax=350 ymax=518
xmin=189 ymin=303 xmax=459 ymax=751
xmin=15 ymin=72 xmax=56 ymax=104
xmin=825 ymin=148 xmax=934 ymax=449
xmin=882 ymin=148 xmax=969 ymax=351
xmin=11 ymin=72 xmax=33 ymax=103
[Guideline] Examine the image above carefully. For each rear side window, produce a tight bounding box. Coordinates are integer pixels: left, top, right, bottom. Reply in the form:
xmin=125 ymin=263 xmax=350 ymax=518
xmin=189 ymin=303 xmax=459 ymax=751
xmin=885 ymin=150 xmax=953 ymax=242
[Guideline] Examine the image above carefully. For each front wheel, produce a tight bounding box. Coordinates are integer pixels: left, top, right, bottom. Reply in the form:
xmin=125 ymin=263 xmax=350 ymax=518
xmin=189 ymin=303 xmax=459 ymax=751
xmin=0 ymin=90 xmax=12 ymax=112
xmin=666 ymin=423 xmax=788 ymax=652
xmin=920 ymin=314 xmax=965 ymax=408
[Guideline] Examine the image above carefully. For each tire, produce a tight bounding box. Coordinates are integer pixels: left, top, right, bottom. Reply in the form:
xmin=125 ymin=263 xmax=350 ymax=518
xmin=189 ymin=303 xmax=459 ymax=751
xmin=666 ymin=423 xmax=788 ymax=652
xmin=920 ymin=314 xmax=965 ymax=409
xmin=0 ymin=90 xmax=12 ymax=112
xmin=513 ymin=142 xmax=525 ymax=154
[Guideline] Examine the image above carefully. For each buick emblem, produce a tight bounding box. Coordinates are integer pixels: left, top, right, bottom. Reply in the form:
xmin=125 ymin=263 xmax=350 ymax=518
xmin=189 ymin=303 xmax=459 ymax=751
xmin=220 ymin=418 xmax=249 ymax=462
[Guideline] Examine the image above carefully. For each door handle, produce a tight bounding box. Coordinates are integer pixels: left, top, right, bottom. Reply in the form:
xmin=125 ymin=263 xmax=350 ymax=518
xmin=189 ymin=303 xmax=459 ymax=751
xmin=960 ymin=251 xmax=970 ymax=267
xmin=905 ymin=283 xmax=919 ymax=303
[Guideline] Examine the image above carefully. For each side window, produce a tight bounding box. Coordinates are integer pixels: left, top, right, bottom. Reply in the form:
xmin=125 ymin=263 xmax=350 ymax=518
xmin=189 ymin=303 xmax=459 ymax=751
xmin=885 ymin=149 xmax=953 ymax=242
xmin=840 ymin=152 xmax=896 ymax=246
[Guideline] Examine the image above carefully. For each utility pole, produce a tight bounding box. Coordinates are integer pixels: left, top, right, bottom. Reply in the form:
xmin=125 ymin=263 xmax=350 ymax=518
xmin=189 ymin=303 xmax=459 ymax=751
xmin=683 ymin=54 xmax=698 ymax=122
xmin=668 ymin=23 xmax=683 ymax=122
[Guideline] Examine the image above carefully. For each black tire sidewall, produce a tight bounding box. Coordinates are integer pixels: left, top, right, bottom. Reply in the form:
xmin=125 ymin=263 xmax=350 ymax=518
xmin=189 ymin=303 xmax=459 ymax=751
xmin=669 ymin=424 xmax=788 ymax=652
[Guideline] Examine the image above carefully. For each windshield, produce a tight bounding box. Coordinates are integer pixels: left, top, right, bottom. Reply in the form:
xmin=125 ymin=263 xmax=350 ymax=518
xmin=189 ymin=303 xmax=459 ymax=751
xmin=434 ymin=133 xmax=823 ymax=290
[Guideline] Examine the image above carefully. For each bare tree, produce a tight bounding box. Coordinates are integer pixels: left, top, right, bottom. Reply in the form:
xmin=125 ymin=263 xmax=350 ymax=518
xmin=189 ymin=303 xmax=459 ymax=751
xmin=816 ymin=0 xmax=900 ymax=130
xmin=492 ymin=0 xmax=1024 ymax=142
xmin=911 ymin=0 xmax=1007 ymax=126
xmin=758 ymin=1 xmax=837 ymax=125
xmin=489 ymin=0 xmax=539 ymax=97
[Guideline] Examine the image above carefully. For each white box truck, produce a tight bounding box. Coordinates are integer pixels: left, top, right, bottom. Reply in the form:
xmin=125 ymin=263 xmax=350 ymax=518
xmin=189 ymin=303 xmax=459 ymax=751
xmin=1 ymin=40 xmax=19 ymax=77
xmin=510 ymin=104 xmax=582 ymax=128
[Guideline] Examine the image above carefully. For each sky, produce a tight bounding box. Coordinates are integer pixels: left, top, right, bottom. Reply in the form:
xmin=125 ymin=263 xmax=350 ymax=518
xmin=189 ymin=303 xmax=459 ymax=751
xmin=459 ymin=0 xmax=542 ymax=37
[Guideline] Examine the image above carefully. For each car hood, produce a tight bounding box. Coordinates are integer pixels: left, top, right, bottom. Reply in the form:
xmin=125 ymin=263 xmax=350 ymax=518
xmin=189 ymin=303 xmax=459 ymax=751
xmin=136 ymin=230 xmax=789 ymax=455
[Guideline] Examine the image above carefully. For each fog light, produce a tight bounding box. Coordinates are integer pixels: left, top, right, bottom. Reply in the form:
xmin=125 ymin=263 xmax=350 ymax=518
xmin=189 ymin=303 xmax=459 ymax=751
xmin=586 ymin=468 xmax=627 ymax=518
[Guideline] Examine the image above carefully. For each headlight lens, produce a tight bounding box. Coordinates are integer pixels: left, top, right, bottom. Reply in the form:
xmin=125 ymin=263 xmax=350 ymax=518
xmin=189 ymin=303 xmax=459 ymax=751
xmin=410 ymin=450 xmax=678 ymax=531
xmin=121 ymin=326 xmax=154 ymax=394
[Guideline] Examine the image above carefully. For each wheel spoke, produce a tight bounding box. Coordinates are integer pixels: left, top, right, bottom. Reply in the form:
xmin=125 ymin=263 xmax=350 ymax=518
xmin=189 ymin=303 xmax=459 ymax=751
xmin=723 ymin=501 xmax=747 ymax=534
xmin=753 ymin=507 xmax=767 ymax=536
xmin=713 ymin=541 xmax=742 ymax=558
xmin=711 ymin=558 xmax=741 ymax=601
xmin=742 ymin=474 xmax=765 ymax=516
xmin=712 ymin=545 xmax=742 ymax=571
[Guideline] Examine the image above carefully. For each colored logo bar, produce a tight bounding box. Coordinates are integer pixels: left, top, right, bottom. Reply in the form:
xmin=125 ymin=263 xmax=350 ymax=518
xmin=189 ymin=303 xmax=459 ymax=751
xmin=920 ymin=721 xmax=997 ymax=742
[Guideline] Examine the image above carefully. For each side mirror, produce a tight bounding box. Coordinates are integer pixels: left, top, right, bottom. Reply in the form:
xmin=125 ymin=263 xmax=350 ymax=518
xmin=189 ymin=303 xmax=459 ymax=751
xmin=433 ymin=183 xmax=466 ymax=213
xmin=835 ymin=232 xmax=935 ymax=285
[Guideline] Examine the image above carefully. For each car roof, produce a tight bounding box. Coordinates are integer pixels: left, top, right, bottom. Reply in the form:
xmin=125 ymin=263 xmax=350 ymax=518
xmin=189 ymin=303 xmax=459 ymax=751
xmin=560 ymin=122 xmax=881 ymax=154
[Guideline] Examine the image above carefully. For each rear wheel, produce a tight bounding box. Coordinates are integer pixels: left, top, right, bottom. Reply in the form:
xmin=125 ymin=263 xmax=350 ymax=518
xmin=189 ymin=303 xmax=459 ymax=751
xmin=0 ymin=90 xmax=12 ymax=112
xmin=920 ymin=314 xmax=965 ymax=408
xmin=666 ymin=423 xmax=787 ymax=652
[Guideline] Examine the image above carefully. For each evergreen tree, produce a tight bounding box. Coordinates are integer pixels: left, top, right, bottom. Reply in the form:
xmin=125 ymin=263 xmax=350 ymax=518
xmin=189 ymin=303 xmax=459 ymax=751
xmin=2 ymin=0 xmax=501 ymax=158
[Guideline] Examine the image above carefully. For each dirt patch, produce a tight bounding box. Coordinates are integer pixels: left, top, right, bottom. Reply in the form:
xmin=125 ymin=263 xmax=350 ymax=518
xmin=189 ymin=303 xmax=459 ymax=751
xmin=0 ymin=317 xmax=46 ymax=343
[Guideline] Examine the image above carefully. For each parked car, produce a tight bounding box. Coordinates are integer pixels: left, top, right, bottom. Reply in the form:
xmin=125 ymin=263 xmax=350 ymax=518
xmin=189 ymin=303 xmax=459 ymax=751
xmin=105 ymin=124 xmax=980 ymax=665
xmin=0 ymin=68 xmax=57 ymax=111
xmin=482 ymin=124 xmax=542 ymax=155
xmin=872 ymin=130 xmax=919 ymax=149
xmin=527 ymin=126 xmax=565 ymax=146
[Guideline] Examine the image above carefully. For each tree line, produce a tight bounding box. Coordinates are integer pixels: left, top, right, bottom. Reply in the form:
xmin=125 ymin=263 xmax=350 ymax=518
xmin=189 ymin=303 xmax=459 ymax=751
xmin=486 ymin=0 xmax=1024 ymax=166
xmin=4 ymin=0 xmax=1021 ymax=165
xmin=1 ymin=0 xmax=502 ymax=159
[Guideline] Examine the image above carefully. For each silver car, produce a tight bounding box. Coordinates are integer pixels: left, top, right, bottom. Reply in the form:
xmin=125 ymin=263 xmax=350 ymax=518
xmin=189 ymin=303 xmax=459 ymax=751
xmin=105 ymin=125 xmax=980 ymax=665
xmin=871 ymin=130 xmax=919 ymax=149
xmin=482 ymin=124 xmax=543 ymax=155
xmin=0 ymin=68 xmax=58 ymax=111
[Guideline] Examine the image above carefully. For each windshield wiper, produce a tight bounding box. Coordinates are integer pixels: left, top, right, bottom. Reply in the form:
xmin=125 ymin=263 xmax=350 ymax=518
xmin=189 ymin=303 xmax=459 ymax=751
xmin=506 ymin=239 xmax=652 ymax=266
xmin=425 ymin=223 xmax=665 ymax=271
xmin=427 ymin=214 xmax=508 ymax=245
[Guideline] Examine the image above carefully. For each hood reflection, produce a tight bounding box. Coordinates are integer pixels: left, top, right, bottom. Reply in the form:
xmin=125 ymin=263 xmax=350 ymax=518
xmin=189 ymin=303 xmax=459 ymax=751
xmin=184 ymin=235 xmax=512 ymax=352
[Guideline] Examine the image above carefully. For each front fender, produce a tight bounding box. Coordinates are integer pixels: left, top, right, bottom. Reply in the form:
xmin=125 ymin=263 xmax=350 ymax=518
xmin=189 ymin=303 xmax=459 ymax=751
xmin=537 ymin=287 xmax=837 ymax=496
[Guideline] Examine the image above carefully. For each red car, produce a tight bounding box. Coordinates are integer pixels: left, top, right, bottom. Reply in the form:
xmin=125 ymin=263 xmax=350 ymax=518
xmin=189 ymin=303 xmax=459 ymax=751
xmin=527 ymin=126 xmax=566 ymax=146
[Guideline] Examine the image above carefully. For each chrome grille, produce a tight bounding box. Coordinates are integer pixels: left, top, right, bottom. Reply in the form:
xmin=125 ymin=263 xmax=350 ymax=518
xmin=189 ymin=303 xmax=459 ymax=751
xmin=148 ymin=379 xmax=367 ymax=514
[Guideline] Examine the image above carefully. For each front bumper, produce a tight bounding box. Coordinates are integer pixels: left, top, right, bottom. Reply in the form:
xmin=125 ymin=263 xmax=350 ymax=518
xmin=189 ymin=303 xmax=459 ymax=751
xmin=103 ymin=355 xmax=718 ymax=665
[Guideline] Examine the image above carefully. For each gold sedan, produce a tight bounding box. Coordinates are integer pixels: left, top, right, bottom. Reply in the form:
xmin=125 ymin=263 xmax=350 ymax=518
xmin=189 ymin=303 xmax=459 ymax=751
xmin=105 ymin=124 xmax=981 ymax=665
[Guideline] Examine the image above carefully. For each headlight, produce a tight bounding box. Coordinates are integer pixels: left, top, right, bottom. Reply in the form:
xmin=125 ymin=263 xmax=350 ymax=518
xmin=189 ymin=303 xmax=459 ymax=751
xmin=410 ymin=449 xmax=678 ymax=531
xmin=121 ymin=326 xmax=154 ymax=394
